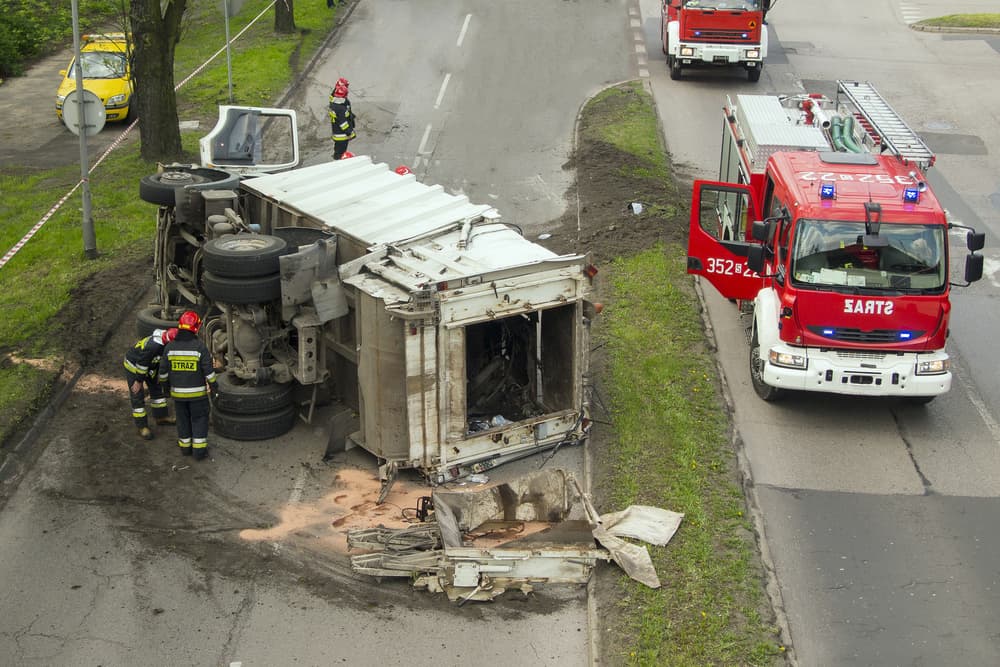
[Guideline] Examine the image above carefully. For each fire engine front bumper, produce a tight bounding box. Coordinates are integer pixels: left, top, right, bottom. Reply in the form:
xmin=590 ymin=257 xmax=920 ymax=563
xmin=676 ymin=43 xmax=762 ymax=68
xmin=761 ymin=345 xmax=951 ymax=398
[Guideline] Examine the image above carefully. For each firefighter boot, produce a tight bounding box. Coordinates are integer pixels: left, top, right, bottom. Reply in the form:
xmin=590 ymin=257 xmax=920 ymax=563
xmin=193 ymin=447 xmax=208 ymax=461
xmin=138 ymin=427 xmax=154 ymax=440
xmin=156 ymin=416 xmax=176 ymax=426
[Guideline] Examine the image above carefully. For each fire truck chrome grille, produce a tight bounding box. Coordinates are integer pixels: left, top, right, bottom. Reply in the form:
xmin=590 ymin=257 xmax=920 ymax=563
xmin=809 ymin=327 xmax=926 ymax=344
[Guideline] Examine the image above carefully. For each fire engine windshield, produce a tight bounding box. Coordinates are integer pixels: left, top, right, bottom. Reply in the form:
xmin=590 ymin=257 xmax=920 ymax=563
xmin=790 ymin=220 xmax=946 ymax=292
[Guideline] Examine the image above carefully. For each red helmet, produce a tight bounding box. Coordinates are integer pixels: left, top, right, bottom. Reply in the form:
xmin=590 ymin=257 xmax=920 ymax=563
xmin=395 ymin=165 xmax=412 ymax=175
xmin=178 ymin=311 xmax=201 ymax=333
xmin=333 ymin=78 xmax=349 ymax=97
xmin=342 ymin=151 xmax=354 ymax=159
xmin=163 ymin=327 xmax=179 ymax=344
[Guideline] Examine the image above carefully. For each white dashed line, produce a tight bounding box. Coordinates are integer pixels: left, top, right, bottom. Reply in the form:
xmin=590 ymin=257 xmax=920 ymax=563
xmin=457 ymin=13 xmax=472 ymax=47
xmin=435 ymin=73 xmax=451 ymax=110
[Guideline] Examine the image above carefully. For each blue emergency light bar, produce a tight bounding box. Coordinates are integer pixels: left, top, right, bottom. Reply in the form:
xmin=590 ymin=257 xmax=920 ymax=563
xmin=898 ymin=331 xmax=913 ymax=341
xmin=820 ymin=183 xmax=836 ymax=200
xmin=903 ymin=187 xmax=920 ymax=203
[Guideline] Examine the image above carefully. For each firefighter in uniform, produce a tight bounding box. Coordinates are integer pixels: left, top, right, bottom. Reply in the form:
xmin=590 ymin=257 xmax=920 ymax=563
xmin=328 ymin=77 xmax=356 ymax=160
xmin=124 ymin=327 xmax=178 ymax=440
xmin=158 ymin=311 xmax=218 ymax=460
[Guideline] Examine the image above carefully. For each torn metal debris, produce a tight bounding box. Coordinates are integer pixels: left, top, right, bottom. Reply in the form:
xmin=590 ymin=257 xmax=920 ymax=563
xmin=347 ymin=468 xmax=684 ymax=602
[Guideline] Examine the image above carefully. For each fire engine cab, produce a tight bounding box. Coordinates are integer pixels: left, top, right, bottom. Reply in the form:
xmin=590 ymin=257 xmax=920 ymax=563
xmin=687 ymin=80 xmax=985 ymax=403
xmin=660 ymin=0 xmax=772 ymax=82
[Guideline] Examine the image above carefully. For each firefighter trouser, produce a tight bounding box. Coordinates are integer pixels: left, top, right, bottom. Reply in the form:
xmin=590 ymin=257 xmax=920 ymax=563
xmin=333 ymin=139 xmax=351 ymax=160
xmin=126 ymin=371 xmax=168 ymax=428
xmin=175 ymin=398 xmax=211 ymax=459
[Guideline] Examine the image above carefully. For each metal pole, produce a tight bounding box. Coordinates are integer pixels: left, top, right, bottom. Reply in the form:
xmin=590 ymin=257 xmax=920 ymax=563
xmin=224 ymin=0 xmax=234 ymax=103
xmin=71 ymin=0 xmax=98 ymax=259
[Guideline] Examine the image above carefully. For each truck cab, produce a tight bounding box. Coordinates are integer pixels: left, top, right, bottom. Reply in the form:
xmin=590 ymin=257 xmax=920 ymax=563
xmin=660 ymin=0 xmax=770 ymax=82
xmin=686 ymin=81 xmax=985 ymax=403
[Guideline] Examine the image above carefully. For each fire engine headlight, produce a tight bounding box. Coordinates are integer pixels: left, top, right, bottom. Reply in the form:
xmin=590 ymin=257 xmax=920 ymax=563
xmin=745 ymin=48 xmax=760 ymax=59
xmin=680 ymin=46 xmax=695 ymax=57
xmin=915 ymin=359 xmax=949 ymax=375
xmin=769 ymin=349 xmax=807 ymax=370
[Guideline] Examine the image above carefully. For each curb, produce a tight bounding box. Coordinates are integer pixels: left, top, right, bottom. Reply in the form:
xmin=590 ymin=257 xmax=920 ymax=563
xmin=910 ymin=24 xmax=1000 ymax=34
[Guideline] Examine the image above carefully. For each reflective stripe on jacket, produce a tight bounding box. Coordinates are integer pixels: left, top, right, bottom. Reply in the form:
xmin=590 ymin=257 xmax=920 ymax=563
xmin=328 ymin=98 xmax=356 ymax=141
xmin=157 ymin=332 xmax=217 ymax=401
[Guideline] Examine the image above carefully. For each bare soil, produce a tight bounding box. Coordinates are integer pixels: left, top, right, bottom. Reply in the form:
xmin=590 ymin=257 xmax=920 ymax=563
xmin=2 ymin=82 xmax=692 ymax=625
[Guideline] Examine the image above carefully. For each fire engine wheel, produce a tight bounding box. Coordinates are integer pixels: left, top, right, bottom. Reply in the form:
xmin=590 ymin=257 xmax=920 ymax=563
xmin=669 ymin=56 xmax=682 ymax=81
xmin=907 ymin=395 xmax=936 ymax=406
xmin=747 ymin=67 xmax=762 ymax=83
xmin=211 ymin=404 xmax=297 ymax=441
xmin=213 ymin=372 xmax=294 ymax=414
xmin=139 ymin=167 xmax=239 ymax=207
xmin=135 ymin=305 xmax=180 ymax=338
xmin=750 ymin=328 xmax=784 ymax=401
xmin=201 ymin=270 xmax=281 ymax=304
xmin=201 ymin=234 xmax=289 ymax=278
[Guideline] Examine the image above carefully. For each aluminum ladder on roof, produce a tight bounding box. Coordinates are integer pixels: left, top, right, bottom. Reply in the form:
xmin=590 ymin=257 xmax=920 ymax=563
xmin=837 ymin=80 xmax=935 ymax=171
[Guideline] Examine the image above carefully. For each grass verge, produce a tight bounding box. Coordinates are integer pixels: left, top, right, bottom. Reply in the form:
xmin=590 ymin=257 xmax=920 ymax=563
xmin=582 ymin=83 xmax=785 ymax=665
xmin=914 ymin=13 xmax=1000 ymax=29
xmin=0 ymin=0 xmax=340 ymax=446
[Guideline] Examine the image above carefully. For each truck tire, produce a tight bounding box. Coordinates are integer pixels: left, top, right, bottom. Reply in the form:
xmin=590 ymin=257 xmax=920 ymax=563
xmin=139 ymin=167 xmax=239 ymax=207
xmin=747 ymin=66 xmax=762 ymax=83
xmin=750 ymin=328 xmax=783 ymax=401
xmin=211 ymin=404 xmax=297 ymax=441
xmin=136 ymin=305 xmax=180 ymax=338
xmin=213 ymin=372 xmax=294 ymax=414
xmin=669 ymin=56 xmax=682 ymax=81
xmin=201 ymin=270 xmax=281 ymax=304
xmin=201 ymin=234 xmax=288 ymax=278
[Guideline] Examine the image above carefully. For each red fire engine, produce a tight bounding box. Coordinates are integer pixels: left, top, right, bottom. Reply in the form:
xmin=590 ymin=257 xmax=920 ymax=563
xmin=660 ymin=0 xmax=773 ymax=82
xmin=687 ymin=80 xmax=985 ymax=403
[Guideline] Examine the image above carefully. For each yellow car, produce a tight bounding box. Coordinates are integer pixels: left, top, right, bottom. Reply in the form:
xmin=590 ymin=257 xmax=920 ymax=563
xmin=55 ymin=33 xmax=134 ymax=124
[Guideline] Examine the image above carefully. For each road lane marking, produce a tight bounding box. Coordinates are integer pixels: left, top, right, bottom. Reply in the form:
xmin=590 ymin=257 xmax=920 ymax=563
xmin=457 ymin=14 xmax=472 ymax=47
xmin=435 ymin=73 xmax=451 ymax=110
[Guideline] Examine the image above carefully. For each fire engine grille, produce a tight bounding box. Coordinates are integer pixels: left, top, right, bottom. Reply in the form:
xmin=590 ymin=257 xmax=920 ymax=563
xmin=686 ymin=30 xmax=751 ymax=42
xmin=809 ymin=327 xmax=926 ymax=344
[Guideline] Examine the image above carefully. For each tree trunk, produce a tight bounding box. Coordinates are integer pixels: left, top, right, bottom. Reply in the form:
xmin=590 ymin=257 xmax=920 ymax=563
xmin=275 ymin=0 xmax=296 ymax=34
xmin=130 ymin=0 xmax=188 ymax=161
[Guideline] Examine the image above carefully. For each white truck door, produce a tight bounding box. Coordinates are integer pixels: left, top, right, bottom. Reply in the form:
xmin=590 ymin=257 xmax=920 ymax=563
xmin=199 ymin=106 xmax=299 ymax=176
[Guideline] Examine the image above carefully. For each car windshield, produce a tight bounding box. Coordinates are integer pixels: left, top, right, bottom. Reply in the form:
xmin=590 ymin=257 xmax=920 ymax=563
xmin=790 ymin=219 xmax=946 ymax=292
xmin=73 ymin=51 xmax=127 ymax=79
xmin=684 ymin=0 xmax=760 ymax=9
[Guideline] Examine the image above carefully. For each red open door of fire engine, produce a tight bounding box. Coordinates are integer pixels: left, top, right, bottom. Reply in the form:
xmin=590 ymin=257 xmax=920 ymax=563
xmin=686 ymin=180 xmax=766 ymax=301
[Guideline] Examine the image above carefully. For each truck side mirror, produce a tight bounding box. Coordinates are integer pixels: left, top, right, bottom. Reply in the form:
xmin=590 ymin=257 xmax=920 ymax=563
xmin=967 ymin=231 xmax=986 ymax=252
xmin=747 ymin=244 xmax=765 ymax=274
xmin=750 ymin=220 xmax=771 ymax=242
xmin=965 ymin=253 xmax=984 ymax=283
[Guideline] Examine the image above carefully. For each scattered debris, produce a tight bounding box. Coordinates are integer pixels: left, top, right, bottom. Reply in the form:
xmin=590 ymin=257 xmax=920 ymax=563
xmin=347 ymin=468 xmax=684 ymax=602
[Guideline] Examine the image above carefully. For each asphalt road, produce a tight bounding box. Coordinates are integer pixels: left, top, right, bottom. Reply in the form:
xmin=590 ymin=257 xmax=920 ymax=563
xmin=637 ymin=0 xmax=1000 ymax=663
xmin=0 ymin=1 xmax=633 ymax=666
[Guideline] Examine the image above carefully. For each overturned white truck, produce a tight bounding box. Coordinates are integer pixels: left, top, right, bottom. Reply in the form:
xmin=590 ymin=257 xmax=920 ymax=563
xmin=138 ymin=107 xmax=597 ymax=484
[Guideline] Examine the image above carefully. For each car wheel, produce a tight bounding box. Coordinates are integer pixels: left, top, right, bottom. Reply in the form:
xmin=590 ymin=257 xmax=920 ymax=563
xmin=201 ymin=234 xmax=289 ymax=278
xmin=201 ymin=270 xmax=281 ymax=304
xmin=213 ymin=372 xmax=294 ymax=414
xmin=211 ymin=404 xmax=297 ymax=441
xmin=750 ymin=327 xmax=783 ymax=401
xmin=139 ymin=166 xmax=239 ymax=207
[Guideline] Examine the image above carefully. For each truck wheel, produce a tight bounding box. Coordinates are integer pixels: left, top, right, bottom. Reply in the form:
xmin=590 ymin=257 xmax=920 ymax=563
xmin=750 ymin=328 xmax=783 ymax=401
xmin=747 ymin=67 xmax=762 ymax=83
xmin=213 ymin=372 xmax=294 ymax=414
xmin=211 ymin=404 xmax=297 ymax=441
xmin=202 ymin=234 xmax=288 ymax=278
xmin=136 ymin=305 xmax=180 ymax=338
xmin=669 ymin=56 xmax=682 ymax=81
xmin=201 ymin=270 xmax=281 ymax=304
xmin=139 ymin=166 xmax=239 ymax=207
xmin=907 ymin=396 xmax=935 ymax=405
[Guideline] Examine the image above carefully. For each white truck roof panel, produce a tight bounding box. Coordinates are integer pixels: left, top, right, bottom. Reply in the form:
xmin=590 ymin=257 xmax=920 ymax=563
xmin=735 ymin=94 xmax=831 ymax=171
xmin=241 ymin=157 xmax=497 ymax=246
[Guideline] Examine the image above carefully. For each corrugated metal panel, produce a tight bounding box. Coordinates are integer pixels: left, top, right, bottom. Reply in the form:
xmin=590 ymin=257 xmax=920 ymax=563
xmin=241 ymin=157 xmax=497 ymax=245
xmin=735 ymin=94 xmax=830 ymax=171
